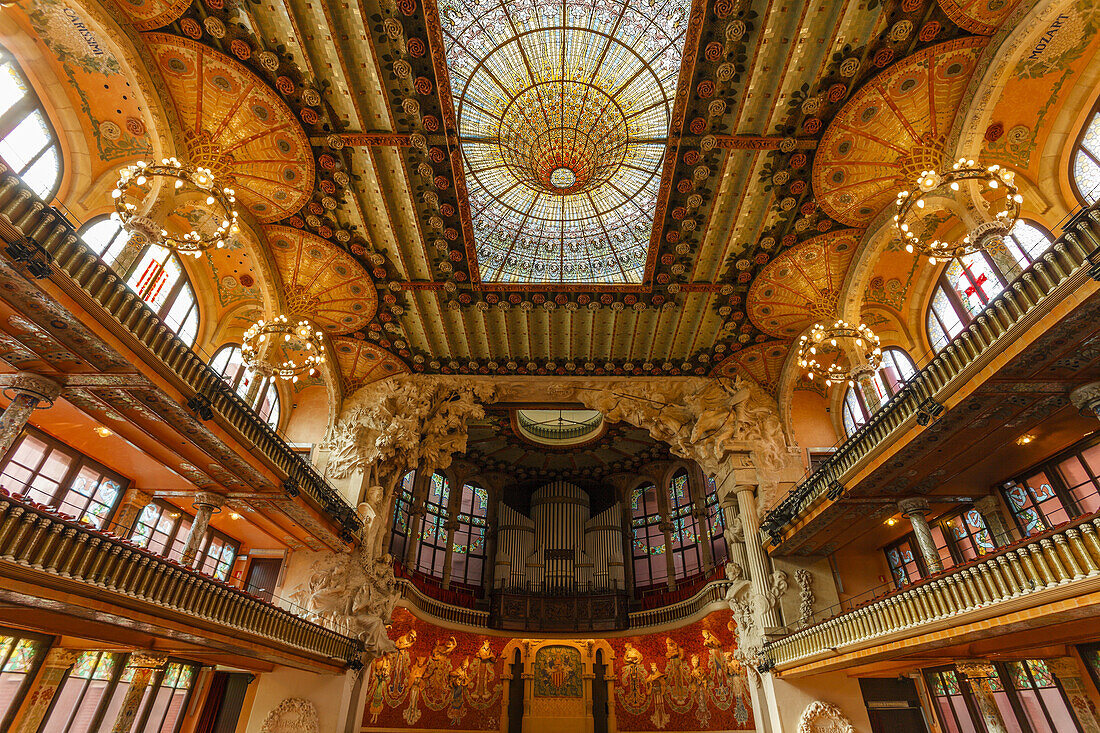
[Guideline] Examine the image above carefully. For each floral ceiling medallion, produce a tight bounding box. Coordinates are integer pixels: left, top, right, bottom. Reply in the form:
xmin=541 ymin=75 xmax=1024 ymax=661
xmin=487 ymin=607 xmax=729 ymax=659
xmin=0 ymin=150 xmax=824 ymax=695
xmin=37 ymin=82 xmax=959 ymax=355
xmin=439 ymin=0 xmax=692 ymax=283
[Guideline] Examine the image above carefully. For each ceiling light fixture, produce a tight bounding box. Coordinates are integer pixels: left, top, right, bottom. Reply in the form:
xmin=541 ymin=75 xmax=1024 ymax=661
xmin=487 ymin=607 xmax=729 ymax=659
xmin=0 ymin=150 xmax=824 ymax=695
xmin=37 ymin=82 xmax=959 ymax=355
xmin=112 ymin=158 xmax=239 ymax=258
xmin=1016 ymin=434 xmax=1035 ymax=445
xmin=241 ymin=315 xmax=326 ymax=382
xmin=796 ymin=319 xmax=882 ymax=387
xmin=92 ymin=426 xmax=112 ymax=437
xmin=893 ymin=158 xmax=1022 ymax=263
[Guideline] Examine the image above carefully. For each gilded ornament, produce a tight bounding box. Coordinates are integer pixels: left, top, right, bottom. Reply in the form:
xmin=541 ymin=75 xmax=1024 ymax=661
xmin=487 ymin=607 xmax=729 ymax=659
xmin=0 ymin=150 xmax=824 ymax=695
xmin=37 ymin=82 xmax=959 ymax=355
xmin=203 ymin=16 xmax=226 ymax=38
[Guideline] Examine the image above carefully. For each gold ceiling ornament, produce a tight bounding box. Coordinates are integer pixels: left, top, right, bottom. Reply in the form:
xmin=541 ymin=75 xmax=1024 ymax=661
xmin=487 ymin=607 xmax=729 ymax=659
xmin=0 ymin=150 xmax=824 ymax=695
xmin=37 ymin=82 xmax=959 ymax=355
xmin=893 ymin=157 xmax=1022 ymax=263
xmin=240 ymin=315 xmax=326 ymax=383
xmin=111 ymin=157 xmax=239 ymax=258
xmin=796 ymin=319 xmax=882 ymax=387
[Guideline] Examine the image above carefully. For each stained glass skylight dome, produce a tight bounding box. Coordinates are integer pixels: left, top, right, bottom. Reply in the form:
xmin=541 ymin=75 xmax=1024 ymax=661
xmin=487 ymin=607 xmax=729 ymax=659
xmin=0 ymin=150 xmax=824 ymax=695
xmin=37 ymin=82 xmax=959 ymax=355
xmin=439 ymin=0 xmax=692 ymax=284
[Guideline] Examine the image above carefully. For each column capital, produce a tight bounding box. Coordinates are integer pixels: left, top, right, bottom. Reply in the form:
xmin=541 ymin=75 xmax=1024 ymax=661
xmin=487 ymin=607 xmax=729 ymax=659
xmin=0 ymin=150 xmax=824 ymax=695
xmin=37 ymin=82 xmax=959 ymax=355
xmin=1070 ymin=382 xmax=1100 ymax=414
xmin=733 ymin=484 xmax=757 ymax=496
xmin=193 ymin=491 xmax=227 ymax=510
xmin=127 ymin=652 xmax=168 ymax=670
xmin=4 ymin=371 xmax=62 ymax=406
xmin=897 ymin=497 xmax=929 ymax=516
xmin=120 ymin=489 xmax=154 ymax=508
xmin=956 ymin=660 xmax=997 ymax=679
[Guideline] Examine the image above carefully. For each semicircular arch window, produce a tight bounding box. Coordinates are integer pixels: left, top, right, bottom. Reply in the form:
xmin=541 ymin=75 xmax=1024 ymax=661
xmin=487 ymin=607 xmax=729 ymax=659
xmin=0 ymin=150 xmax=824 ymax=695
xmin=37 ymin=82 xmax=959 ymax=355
xmin=208 ymin=344 xmax=282 ymax=428
xmin=1073 ymin=107 xmax=1100 ymax=204
xmin=79 ymin=216 xmax=200 ymax=347
xmin=439 ymin=0 xmax=692 ymax=283
xmin=0 ymin=43 xmax=62 ymax=201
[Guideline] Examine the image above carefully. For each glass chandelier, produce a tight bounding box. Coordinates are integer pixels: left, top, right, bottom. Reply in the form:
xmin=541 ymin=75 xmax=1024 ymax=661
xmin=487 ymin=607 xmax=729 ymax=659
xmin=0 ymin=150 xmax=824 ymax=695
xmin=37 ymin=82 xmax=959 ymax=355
xmin=240 ymin=315 xmax=326 ymax=382
xmin=796 ymin=319 xmax=882 ymax=387
xmin=894 ymin=158 xmax=1022 ymax=263
xmin=112 ymin=157 xmax=239 ymax=257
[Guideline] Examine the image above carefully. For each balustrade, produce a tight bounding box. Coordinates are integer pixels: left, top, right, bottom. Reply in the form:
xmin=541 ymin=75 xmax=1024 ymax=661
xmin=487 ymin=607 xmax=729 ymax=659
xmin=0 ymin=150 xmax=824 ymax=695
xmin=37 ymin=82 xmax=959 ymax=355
xmin=764 ymin=513 xmax=1100 ymax=670
xmin=0 ymin=490 xmax=360 ymax=665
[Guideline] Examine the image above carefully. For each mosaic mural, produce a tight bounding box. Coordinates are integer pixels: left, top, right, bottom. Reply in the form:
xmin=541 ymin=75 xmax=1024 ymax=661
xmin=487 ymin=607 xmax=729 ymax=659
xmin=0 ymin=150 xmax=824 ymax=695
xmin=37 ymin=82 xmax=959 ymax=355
xmin=533 ymin=646 xmax=582 ymax=698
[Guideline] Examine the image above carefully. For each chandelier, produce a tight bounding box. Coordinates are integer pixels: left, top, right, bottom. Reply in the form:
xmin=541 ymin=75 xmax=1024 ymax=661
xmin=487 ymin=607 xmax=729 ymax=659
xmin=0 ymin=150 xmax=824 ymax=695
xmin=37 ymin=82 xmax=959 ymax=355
xmin=796 ymin=320 xmax=882 ymax=387
xmin=112 ymin=158 xmax=239 ymax=257
xmin=893 ymin=158 xmax=1022 ymax=263
xmin=240 ymin=315 xmax=326 ymax=382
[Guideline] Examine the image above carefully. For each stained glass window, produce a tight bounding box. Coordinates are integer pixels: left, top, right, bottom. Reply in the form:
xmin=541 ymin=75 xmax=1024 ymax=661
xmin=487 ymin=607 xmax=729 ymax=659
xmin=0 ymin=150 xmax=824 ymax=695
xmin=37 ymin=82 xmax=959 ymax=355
xmin=208 ymin=344 xmax=281 ymax=428
xmin=438 ymin=0 xmax=692 ymax=283
xmin=389 ymin=470 xmax=416 ymax=561
xmin=705 ymin=477 xmax=727 ymax=566
xmin=0 ymin=43 xmax=62 ymax=201
xmin=451 ymin=483 xmax=489 ymax=588
xmin=1002 ymin=471 xmax=1070 ymax=537
xmin=942 ymin=509 xmax=997 ymax=562
xmin=1004 ymin=660 xmax=1082 ymax=732
xmin=0 ymin=630 xmax=46 ymax=729
xmin=80 ymin=217 xmax=200 ymax=348
xmin=42 ymin=651 xmax=121 ymax=732
xmin=416 ymin=472 xmax=451 ymax=578
xmin=884 ymin=537 xmax=923 ymax=589
xmin=631 ymin=483 xmax=667 ymax=589
xmin=0 ymin=427 xmax=126 ymax=529
xmin=926 ymin=221 xmax=1052 ymax=353
xmin=128 ymin=499 xmax=239 ymax=579
xmin=924 ymin=668 xmax=982 ymax=733
xmin=667 ymin=470 xmax=701 ymax=580
xmin=1074 ymin=107 xmax=1100 ymax=203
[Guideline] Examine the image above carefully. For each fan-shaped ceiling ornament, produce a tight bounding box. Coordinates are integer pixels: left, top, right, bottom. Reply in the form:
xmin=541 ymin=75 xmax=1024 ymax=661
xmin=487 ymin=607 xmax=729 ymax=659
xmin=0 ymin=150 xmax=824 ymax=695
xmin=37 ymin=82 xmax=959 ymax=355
xmin=936 ymin=0 xmax=1021 ymax=35
xmin=142 ymin=33 xmax=315 ymax=222
xmin=331 ymin=337 xmax=409 ymax=393
xmin=711 ymin=341 xmax=791 ymax=395
xmin=747 ymin=229 xmax=861 ymax=338
xmin=113 ymin=0 xmax=191 ymax=31
xmin=265 ymin=226 xmax=377 ymax=333
xmin=812 ymin=37 xmax=988 ymax=227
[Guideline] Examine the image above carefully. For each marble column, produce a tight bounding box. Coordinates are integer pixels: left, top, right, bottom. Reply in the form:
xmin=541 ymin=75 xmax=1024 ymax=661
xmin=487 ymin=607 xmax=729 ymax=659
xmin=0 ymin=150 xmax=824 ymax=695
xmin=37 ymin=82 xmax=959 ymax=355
xmin=110 ymin=653 xmax=167 ymax=733
xmin=180 ymin=491 xmax=226 ymax=567
xmin=12 ymin=647 xmax=78 ymax=733
xmin=735 ymin=484 xmax=781 ymax=628
xmin=0 ymin=372 xmax=61 ymax=458
xmin=1070 ymin=382 xmax=1100 ymax=421
xmin=112 ymin=489 xmax=153 ymax=536
xmin=974 ymin=495 xmax=1013 ymax=547
xmin=898 ymin=497 xmax=943 ymax=574
xmin=956 ymin=661 xmax=1009 ymax=733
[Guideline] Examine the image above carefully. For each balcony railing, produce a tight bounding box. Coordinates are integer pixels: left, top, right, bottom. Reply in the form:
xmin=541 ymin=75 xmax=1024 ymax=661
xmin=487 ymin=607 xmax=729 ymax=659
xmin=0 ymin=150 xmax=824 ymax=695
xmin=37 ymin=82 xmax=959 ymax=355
xmin=0 ymin=168 xmax=361 ymax=536
xmin=763 ymin=513 xmax=1100 ymax=672
xmin=395 ymin=578 xmax=491 ymax=628
xmin=761 ymin=203 xmax=1100 ymax=543
xmin=0 ymin=490 xmax=361 ymax=666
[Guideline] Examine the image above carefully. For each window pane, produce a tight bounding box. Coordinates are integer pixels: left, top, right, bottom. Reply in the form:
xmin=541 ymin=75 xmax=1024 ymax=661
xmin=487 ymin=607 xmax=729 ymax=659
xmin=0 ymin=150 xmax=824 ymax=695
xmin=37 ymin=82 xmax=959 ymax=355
xmin=0 ymin=110 xmax=51 ymax=170
xmin=0 ymin=63 xmax=28 ymax=114
xmin=930 ymin=286 xmax=963 ymax=350
xmin=1074 ymin=151 xmax=1100 ymax=204
xmin=81 ymin=218 xmax=129 ymax=263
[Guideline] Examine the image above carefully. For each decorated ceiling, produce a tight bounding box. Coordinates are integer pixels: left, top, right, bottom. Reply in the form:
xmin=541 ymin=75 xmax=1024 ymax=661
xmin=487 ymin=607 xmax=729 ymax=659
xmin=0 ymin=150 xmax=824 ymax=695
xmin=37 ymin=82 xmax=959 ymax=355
xmin=6 ymin=0 xmax=1065 ymax=391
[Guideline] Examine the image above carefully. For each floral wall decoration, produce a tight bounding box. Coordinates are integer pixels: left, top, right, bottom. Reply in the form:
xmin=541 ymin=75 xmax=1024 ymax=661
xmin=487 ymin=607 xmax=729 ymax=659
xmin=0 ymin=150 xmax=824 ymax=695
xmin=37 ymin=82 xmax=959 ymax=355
xmin=609 ymin=609 xmax=752 ymax=731
xmin=362 ymin=608 xmax=504 ymax=730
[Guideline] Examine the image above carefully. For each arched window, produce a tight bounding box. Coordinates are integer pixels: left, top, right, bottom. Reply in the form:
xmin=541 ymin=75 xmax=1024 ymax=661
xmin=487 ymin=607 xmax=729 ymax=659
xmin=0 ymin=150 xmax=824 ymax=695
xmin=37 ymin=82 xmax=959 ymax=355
xmin=841 ymin=347 xmax=918 ymax=436
xmin=208 ymin=344 xmax=281 ymax=428
xmin=667 ymin=469 xmax=701 ymax=580
xmin=389 ymin=470 xmax=416 ymax=562
xmin=415 ymin=472 xmax=450 ymax=579
xmin=1073 ymin=107 xmax=1100 ymax=204
xmin=79 ymin=217 xmax=200 ymax=347
xmin=0 ymin=44 xmax=62 ymax=200
xmin=926 ymin=221 xmax=1053 ymax=352
xmin=451 ymin=483 xmax=488 ymax=588
xmin=705 ymin=476 xmax=727 ymax=566
xmin=630 ymin=483 xmax=666 ymax=589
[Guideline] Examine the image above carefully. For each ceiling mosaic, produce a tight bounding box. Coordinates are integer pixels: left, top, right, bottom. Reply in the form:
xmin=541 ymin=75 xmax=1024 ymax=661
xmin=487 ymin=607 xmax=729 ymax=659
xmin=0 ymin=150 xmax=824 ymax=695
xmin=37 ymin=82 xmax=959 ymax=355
xmin=53 ymin=0 xmax=1018 ymax=384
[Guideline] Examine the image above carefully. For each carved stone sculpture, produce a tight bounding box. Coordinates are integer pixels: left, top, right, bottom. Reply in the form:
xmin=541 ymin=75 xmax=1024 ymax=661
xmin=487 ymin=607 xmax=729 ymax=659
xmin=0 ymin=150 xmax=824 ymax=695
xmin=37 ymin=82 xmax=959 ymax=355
xmin=797 ymin=701 xmax=855 ymax=733
xmin=795 ymin=568 xmax=814 ymax=628
xmin=726 ymin=569 xmax=788 ymax=679
xmin=260 ymin=697 xmax=320 ymax=733
xmin=297 ymin=549 xmax=399 ymax=657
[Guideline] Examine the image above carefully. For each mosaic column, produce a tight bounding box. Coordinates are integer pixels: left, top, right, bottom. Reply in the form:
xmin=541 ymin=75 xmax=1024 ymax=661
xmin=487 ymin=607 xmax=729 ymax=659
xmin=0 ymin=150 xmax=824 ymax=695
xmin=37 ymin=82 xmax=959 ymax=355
xmin=180 ymin=491 xmax=226 ymax=567
xmin=974 ymin=495 xmax=1013 ymax=547
xmin=110 ymin=653 xmax=167 ymax=733
xmin=1070 ymin=382 xmax=1100 ymax=421
xmin=735 ymin=484 xmax=781 ymax=628
xmin=112 ymin=489 xmax=153 ymax=536
xmin=1046 ymin=657 xmax=1100 ymax=733
xmin=0 ymin=372 xmax=61 ymax=458
xmin=898 ymin=498 xmax=943 ymax=574
xmin=955 ymin=661 xmax=1009 ymax=733
xmin=12 ymin=647 xmax=78 ymax=733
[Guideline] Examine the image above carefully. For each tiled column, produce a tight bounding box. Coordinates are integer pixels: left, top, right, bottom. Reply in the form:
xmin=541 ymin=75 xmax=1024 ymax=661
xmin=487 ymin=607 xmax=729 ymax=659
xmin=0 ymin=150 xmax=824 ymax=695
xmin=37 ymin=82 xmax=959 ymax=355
xmin=180 ymin=492 xmax=226 ymax=567
xmin=112 ymin=489 xmax=153 ymax=536
xmin=0 ymin=373 xmax=61 ymax=458
xmin=1070 ymin=382 xmax=1100 ymax=421
xmin=956 ymin=661 xmax=1009 ymax=733
xmin=1046 ymin=657 xmax=1100 ymax=733
xmin=974 ymin=495 xmax=1013 ymax=546
xmin=12 ymin=647 xmax=78 ymax=733
xmin=109 ymin=653 xmax=167 ymax=732
xmin=898 ymin=498 xmax=943 ymax=574
xmin=735 ymin=484 xmax=781 ymax=628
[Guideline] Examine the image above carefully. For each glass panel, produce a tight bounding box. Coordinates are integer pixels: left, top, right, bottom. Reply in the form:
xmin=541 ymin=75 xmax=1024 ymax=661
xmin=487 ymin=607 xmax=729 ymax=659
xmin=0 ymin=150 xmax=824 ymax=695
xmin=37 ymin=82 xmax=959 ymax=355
xmin=930 ymin=286 xmax=964 ymax=350
xmin=1074 ymin=151 xmax=1100 ymax=204
xmin=81 ymin=218 xmax=130 ymax=263
xmin=0 ymin=110 xmax=51 ymax=170
xmin=0 ymin=63 xmax=28 ymax=113
xmin=21 ymin=145 xmax=61 ymax=200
